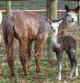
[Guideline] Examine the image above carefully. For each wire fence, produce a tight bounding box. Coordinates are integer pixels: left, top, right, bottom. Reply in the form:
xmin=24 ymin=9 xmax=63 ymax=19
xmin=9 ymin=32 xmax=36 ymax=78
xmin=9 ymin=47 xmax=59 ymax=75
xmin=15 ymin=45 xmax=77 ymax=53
xmin=0 ymin=0 xmax=79 ymax=18
xmin=0 ymin=0 xmax=80 ymax=34
xmin=0 ymin=0 xmax=80 ymax=35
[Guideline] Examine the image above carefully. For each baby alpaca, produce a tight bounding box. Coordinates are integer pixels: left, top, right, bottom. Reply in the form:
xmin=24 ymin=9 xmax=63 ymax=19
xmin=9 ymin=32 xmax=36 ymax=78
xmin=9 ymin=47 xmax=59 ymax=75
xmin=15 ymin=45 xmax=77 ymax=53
xmin=50 ymin=20 xmax=78 ymax=80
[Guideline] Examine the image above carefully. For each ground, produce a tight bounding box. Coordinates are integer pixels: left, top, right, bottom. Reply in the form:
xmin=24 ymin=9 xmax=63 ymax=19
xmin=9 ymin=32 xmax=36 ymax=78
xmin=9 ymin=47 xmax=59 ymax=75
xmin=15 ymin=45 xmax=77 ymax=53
xmin=0 ymin=26 xmax=80 ymax=83
xmin=0 ymin=55 xmax=80 ymax=83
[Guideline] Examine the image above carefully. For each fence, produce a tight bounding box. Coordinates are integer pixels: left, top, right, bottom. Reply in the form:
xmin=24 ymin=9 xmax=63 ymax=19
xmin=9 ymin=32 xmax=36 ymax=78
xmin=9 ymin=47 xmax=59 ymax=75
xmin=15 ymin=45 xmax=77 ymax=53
xmin=58 ymin=0 xmax=79 ymax=18
xmin=0 ymin=0 xmax=80 ymax=18
xmin=0 ymin=0 xmax=80 ymax=38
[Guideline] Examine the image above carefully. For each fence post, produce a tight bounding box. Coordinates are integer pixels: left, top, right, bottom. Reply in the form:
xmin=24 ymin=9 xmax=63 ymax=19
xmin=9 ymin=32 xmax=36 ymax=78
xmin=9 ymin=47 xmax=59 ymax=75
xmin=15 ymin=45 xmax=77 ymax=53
xmin=47 ymin=0 xmax=58 ymax=61
xmin=51 ymin=0 xmax=58 ymax=19
xmin=6 ymin=1 xmax=11 ymax=14
xmin=78 ymin=1 xmax=80 ymax=25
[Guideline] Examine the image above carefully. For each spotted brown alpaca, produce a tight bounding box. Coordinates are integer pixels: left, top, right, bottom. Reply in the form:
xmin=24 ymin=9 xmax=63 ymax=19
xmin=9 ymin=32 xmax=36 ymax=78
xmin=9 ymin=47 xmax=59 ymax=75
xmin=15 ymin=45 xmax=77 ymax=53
xmin=3 ymin=11 xmax=50 ymax=77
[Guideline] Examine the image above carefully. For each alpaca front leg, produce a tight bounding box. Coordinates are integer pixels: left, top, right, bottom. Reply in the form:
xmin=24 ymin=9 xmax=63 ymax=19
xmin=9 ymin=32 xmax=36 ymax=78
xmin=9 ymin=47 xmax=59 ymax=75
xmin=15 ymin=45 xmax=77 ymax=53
xmin=57 ymin=61 xmax=62 ymax=80
xmin=56 ymin=52 xmax=62 ymax=80
xmin=75 ymin=66 xmax=78 ymax=77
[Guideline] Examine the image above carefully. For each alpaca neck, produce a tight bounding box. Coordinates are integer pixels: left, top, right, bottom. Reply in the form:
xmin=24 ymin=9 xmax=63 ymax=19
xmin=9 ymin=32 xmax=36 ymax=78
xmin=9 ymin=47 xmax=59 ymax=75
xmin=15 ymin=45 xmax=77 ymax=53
xmin=51 ymin=34 xmax=60 ymax=48
xmin=51 ymin=34 xmax=58 ymax=46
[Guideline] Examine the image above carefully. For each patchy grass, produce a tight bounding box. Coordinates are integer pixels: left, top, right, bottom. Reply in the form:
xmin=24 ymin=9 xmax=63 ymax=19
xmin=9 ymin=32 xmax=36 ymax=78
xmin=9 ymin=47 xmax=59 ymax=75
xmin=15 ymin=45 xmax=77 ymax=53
xmin=0 ymin=42 xmax=80 ymax=83
xmin=0 ymin=57 xmax=80 ymax=83
xmin=0 ymin=27 xmax=80 ymax=83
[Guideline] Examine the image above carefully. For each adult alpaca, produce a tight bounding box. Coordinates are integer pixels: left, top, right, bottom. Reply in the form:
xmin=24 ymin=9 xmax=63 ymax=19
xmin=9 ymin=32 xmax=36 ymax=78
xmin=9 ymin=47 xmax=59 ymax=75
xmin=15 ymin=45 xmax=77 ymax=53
xmin=55 ymin=5 xmax=80 ymax=35
xmin=3 ymin=11 xmax=50 ymax=77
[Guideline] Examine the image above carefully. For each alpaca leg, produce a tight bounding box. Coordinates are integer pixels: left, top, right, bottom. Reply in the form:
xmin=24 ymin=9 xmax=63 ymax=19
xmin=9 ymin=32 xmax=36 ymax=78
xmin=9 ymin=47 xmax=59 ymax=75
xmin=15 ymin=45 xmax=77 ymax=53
xmin=75 ymin=66 xmax=78 ymax=77
xmin=35 ymin=32 xmax=48 ymax=73
xmin=3 ymin=32 xmax=15 ymax=77
xmin=35 ymin=40 xmax=44 ymax=73
xmin=19 ymin=39 xmax=28 ymax=76
xmin=27 ymin=41 xmax=32 ymax=68
xmin=56 ymin=52 xmax=62 ymax=80
xmin=67 ymin=49 xmax=78 ymax=78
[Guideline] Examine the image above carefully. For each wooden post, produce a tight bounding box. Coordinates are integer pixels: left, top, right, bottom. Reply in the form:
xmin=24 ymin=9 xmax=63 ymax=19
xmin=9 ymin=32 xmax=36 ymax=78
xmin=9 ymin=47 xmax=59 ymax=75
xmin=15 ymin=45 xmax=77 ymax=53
xmin=47 ymin=0 xmax=58 ymax=61
xmin=47 ymin=0 xmax=58 ymax=19
xmin=51 ymin=0 xmax=58 ymax=19
xmin=78 ymin=1 xmax=80 ymax=25
xmin=6 ymin=1 xmax=11 ymax=14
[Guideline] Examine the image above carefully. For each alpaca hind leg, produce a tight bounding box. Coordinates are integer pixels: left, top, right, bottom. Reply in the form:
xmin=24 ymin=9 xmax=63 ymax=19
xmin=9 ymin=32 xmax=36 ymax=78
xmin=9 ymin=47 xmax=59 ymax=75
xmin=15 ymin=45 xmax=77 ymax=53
xmin=67 ymin=49 xmax=78 ymax=78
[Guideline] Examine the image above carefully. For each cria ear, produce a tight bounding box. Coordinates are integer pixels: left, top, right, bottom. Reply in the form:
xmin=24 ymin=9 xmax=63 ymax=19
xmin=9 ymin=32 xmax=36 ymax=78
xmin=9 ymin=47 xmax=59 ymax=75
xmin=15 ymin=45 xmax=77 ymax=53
xmin=65 ymin=5 xmax=69 ymax=12
xmin=75 ymin=6 xmax=80 ymax=13
xmin=58 ymin=20 xmax=63 ymax=24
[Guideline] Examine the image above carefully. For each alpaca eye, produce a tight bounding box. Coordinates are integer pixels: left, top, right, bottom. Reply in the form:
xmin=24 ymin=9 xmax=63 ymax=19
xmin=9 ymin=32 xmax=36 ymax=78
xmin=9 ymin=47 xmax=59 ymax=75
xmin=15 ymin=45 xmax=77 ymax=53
xmin=51 ymin=26 xmax=53 ymax=29
xmin=71 ymin=18 xmax=74 ymax=22
xmin=53 ymin=29 xmax=56 ymax=32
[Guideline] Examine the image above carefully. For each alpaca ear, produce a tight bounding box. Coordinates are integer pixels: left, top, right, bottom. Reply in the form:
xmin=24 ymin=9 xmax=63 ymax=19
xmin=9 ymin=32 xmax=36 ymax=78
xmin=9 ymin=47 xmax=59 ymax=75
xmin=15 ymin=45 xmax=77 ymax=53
xmin=65 ymin=5 xmax=69 ymax=12
xmin=48 ymin=21 xmax=52 ymax=25
xmin=75 ymin=6 xmax=80 ymax=13
xmin=58 ymin=20 xmax=63 ymax=24
xmin=46 ymin=18 xmax=52 ymax=24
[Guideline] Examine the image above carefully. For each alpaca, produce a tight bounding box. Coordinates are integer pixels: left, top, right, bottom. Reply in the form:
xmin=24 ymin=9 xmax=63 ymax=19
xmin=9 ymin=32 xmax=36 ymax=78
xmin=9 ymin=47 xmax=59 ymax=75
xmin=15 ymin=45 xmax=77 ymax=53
xmin=48 ymin=5 xmax=80 ymax=80
xmin=50 ymin=19 xmax=78 ymax=80
xmin=3 ymin=10 xmax=51 ymax=77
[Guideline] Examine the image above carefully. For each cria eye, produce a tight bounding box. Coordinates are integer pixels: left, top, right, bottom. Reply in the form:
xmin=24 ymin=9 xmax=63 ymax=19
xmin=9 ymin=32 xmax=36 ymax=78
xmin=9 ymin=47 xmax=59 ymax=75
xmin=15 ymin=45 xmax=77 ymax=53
xmin=53 ymin=29 xmax=56 ymax=32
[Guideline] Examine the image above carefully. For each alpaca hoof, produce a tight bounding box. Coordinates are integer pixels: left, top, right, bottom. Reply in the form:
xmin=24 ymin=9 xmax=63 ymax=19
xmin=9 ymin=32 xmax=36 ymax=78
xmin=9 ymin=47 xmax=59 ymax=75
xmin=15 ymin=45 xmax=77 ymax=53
xmin=36 ymin=69 xmax=41 ymax=73
xmin=36 ymin=70 xmax=41 ymax=73
xmin=24 ymin=71 xmax=28 ymax=76
xmin=11 ymin=73 xmax=16 ymax=77
xmin=57 ymin=76 xmax=62 ymax=81
xmin=35 ymin=66 xmax=41 ymax=73
xmin=75 ymin=67 xmax=78 ymax=77
xmin=69 ymin=76 xmax=75 ymax=79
